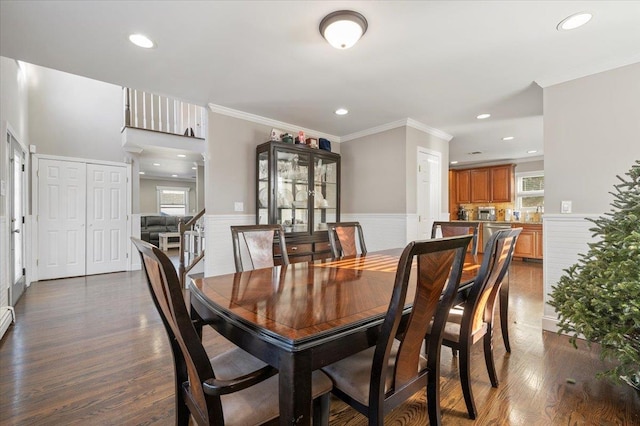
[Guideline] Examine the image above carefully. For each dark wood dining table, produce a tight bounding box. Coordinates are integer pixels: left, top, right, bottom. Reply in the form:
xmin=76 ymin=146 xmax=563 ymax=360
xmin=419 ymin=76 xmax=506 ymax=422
xmin=189 ymin=248 xmax=481 ymax=425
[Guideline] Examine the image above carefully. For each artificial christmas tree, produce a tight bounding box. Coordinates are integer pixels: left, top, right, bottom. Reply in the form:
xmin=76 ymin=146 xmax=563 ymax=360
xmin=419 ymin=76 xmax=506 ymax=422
xmin=549 ymin=160 xmax=639 ymax=389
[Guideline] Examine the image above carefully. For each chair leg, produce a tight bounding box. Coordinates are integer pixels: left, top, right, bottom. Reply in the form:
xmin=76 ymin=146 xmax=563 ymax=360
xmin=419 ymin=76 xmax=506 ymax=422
xmin=500 ymin=274 xmax=511 ymax=353
xmin=459 ymin=342 xmax=477 ymax=419
xmin=483 ymin=329 xmax=499 ymax=388
xmin=312 ymin=393 xmax=330 ymax=426
xmin=427 ymin=367 xmax=443 ymax=426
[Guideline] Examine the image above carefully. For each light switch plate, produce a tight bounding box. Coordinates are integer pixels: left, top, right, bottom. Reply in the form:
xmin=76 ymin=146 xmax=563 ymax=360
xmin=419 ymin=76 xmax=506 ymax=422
xmin=561 ymin=200 xmax=572 ymax=214
xmin=0 ymin=180 xmax=5 ymax=197
xmin=234 ymin=202 xmax=244 ymax=212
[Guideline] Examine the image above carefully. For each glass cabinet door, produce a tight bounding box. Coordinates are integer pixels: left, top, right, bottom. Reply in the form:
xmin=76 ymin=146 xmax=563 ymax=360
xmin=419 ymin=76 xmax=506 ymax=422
xmin=257 ymin=151 xmax=269 ymax=224
xmin=313 ymin=156 xmax=338 ymax=232
xmin=276 ymin=150 xmax=310 ymax=233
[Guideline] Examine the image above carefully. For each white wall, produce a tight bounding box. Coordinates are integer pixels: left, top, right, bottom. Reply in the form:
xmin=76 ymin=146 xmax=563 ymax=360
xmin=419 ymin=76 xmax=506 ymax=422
xmin=542 ymin=62 xmax=640 ymax=331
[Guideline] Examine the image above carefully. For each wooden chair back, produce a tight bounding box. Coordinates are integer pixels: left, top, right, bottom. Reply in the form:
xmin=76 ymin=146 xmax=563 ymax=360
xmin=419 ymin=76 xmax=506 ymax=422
xmin=327 ymin=222 xmax=367 ymax=258
xmin=131 ymin=237 xmax=221 ymax=424
xmin=230 ymin=224 xmax=289 ymax=272
xmin=463 ymin=227 xmax=521 ymax=337
xmin=368 ymin=235 xmax=471 ymax=421
xmin=431 ymin=221 xmax=480 ymax=255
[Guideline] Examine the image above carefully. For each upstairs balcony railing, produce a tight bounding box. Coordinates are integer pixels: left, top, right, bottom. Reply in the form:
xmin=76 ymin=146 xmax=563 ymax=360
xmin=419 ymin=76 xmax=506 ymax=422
xmin=123 ymin=87 xmax=206 ymax=138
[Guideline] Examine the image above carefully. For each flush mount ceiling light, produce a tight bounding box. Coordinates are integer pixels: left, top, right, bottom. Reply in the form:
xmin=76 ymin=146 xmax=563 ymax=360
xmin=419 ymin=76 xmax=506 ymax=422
xmin=129 ymin=33 xmax=155 ymax=48
xmin=502 ymin=136 xmax=515 ymax=141
xmin=320 ymin=10 xmax=368 ymax=49
xmin=335 ymin=108 xmax=349 ymax=115
xmin=476 ymin=113 xmax=491 ymax=120
xmin=557 ymin=12 xmax=592 ymax=31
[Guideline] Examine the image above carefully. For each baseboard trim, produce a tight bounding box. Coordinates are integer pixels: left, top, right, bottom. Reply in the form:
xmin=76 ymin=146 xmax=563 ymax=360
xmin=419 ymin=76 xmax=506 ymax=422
xmin=0 ymin=308 xmax=14 ymax=341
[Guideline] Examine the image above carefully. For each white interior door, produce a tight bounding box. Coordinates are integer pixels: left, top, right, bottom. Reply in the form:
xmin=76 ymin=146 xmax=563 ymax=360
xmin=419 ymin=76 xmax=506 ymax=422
xmin=37 ymin=159 xmax=87 ymax=280
xmin=86 ymin=164 xmax=127 ymax=275
xmin=417 ymin=149 xmax=441 ymax=240
xmin=9 ymin=133 xmax=26 ymax=304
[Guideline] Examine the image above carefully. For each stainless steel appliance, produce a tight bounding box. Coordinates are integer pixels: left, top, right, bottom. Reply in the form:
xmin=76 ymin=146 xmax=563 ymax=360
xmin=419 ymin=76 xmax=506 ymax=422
xmin=477 ymin=206 xmax=496 ymax=221
xmin=483 ymin=222 xmax=512 ymax=250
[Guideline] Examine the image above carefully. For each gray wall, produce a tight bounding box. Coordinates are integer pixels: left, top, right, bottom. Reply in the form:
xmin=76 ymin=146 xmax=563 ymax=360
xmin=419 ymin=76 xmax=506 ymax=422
xmin=515 ymin=159 xmax=544 ymax=174
xmin=544 ymin=62 xmax=640 ymax=214
xmin=139 ymin=178 xmax=197 ymax=215
xmin=27 ymin=64 xmax=124 ymax=162
xmin=340 ymin=127 xmax=407 ymax=214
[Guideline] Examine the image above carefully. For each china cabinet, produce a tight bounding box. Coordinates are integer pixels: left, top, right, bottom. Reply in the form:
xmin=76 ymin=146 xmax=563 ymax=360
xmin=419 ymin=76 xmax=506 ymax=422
xmin=256 ymin=141 xmax=340 ymax=262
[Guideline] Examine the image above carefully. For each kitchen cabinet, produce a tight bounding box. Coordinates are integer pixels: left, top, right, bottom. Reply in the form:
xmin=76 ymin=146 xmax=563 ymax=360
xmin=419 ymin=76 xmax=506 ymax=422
xmin=451 ymin=164 xmax=515 ymax=205
xmin=512 ymin=223 xmax=543 ymax=260
xmin=470 ymin=168 xmax=491 ymax=203
xmin=490 ymin=165 xmax=515 ymax=202
xmin=256 ymin=141 xmax=340 ymax=262
xmin=455 ymin=169 xmax=471 ymax=203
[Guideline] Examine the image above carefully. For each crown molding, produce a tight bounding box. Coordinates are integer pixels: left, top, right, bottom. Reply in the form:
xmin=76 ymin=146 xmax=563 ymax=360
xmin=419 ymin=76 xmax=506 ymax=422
xmin=341 ymin=118 xmax=453 ymax=142
xmin=207 ymin=103 xmax=340 ymax=142
xmin=535 ymin=55 xmax=640 ymax=88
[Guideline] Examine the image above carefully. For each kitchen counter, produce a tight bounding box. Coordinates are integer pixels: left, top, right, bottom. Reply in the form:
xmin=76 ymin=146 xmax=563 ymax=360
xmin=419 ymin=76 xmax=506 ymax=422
xmin=448 ymin=220 xmax=543 ymax=259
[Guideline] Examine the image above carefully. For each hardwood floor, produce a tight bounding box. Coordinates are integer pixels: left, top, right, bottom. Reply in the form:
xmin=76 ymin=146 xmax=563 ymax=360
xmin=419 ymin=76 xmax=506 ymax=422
xmin=1 ymin=260 xmax=638 ymax=425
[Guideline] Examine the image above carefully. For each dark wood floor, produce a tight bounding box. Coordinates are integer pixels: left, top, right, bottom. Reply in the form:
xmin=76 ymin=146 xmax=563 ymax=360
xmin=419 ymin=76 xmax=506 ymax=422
xmin=1 ymin=259 xmax=638 ymax=425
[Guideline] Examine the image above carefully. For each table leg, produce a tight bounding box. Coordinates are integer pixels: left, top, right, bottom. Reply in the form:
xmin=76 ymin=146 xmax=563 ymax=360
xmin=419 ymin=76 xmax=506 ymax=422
xmin=279 ymin=351 xmax=313 ymax=426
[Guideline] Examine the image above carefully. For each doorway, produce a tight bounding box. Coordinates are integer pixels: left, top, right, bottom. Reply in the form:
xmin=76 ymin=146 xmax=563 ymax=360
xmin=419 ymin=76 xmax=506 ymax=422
xmin=8 ymin=130 xmax=26 ymax=304
xmin=416 ymin=148 xmax=441 ymax=240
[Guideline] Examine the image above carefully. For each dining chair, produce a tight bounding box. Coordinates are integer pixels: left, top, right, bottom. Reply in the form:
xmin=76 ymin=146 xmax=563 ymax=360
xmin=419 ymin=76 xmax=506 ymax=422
xmin=230 ymin=224 xmax=289 ymax=272
xmin=427 ymin=227 xmax=521 ymax=420
xmin=431 ymin=221 xmax=480 ymax=256
xmin=131 ymin=238 xmax=333 ymax=426
xmin=321 ymin=235 xmax=472 ymax=426
xmin=326 ymin=222 xmax=367 ymax=258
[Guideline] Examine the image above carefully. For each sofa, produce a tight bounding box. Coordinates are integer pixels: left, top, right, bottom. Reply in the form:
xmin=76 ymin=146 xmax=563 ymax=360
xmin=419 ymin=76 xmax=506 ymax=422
xmin=140 ymin=215 xmax=193 ymax=247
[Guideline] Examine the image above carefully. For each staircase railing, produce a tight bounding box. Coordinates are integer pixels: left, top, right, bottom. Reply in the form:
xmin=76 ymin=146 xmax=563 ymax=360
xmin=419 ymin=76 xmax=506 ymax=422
xmin=123 ymin=87 xmax=206 ymax=138
xmin=178 ymin=209 xmax=206 ymax=288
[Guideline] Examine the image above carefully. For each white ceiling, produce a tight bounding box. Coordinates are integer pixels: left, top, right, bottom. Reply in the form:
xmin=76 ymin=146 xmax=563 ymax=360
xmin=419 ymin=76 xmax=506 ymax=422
xmin=2 ymin=1 xmax=640 ymax=168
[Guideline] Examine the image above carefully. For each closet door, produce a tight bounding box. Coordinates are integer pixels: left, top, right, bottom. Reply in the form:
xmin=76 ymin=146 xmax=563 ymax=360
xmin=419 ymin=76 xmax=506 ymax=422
xmin=38 ymin=159 xmax=87 ymax=280
xmin=86 ymin=164 xmax=127 ymax=275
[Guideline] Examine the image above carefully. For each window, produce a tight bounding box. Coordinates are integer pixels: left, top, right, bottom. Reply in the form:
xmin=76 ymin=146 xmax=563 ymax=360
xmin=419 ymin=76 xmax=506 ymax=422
xmin=157 ymin=186 xmax=190 ymax=216
xmin=516 ymin=172 xmax=544 ymax=212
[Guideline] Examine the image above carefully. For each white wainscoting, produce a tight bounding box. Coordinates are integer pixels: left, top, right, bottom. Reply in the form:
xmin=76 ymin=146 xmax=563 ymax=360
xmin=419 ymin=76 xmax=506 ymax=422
xmin=204 ymin=214 xmax=255 ymax=276
xmin=542 ymin=214 xmax=599 ymax=332
xmin=341 ymin=213 xmax=408 ymax=251
xmin=130 ymin=213 xmax=142 ymax=271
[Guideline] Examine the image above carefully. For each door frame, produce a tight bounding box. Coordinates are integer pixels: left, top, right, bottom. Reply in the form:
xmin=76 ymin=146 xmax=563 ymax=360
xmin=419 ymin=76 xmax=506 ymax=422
xmin=2 ymin=121 xmax=29 ymax=305
xmin=32 ymin=154 xmax=132 ymax=282
xmin=8 ymin=130 xmax=27 ymax=304
xmin=416 ymin=147 xmax=442 ymax=240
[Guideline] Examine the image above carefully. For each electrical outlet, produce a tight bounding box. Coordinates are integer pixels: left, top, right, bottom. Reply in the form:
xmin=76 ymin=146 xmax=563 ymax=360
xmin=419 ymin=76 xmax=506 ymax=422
xmin=234 ymin=202 xmax=244 ymax=212
xmin=561 ymin=200 xmax=572 ymax=214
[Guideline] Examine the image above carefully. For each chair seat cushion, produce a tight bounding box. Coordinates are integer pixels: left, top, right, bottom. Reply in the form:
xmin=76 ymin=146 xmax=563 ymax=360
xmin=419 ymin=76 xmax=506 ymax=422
xmin=321 ymin=339 xmax=427 ymax=406
xmin=439 ymin=307 xmax=488 ymax=345
xmin=211 ymin=348 xmax=332 ymax=426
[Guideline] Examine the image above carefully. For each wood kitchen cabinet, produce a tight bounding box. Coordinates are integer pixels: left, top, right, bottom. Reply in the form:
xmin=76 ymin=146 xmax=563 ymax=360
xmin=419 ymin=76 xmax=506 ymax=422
xmin=490 ymin=165 xmax=515 ymax=202
xmin=512 ymin=223 xmax=543 ymax=260
xmin=455 ymin=169 xmax=471 ymax=203
xmin=451 ymin=164 xmax=515 ymax=205
xmin=470 ymin=168 xmax=491 ymax=203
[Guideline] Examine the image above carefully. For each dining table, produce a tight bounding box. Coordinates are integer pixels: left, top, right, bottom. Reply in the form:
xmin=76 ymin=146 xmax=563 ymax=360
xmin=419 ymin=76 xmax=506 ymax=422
xmin=189 ymin=248 xmax=481 ymax=425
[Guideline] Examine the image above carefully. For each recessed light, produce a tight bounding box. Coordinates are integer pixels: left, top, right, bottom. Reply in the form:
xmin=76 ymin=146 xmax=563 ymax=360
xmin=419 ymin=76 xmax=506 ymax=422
xmin=171 ymin=174 xmax=178 ymax=177
xmin=527 ymin=150 xmax=538 ymax=154
xmin=557 ymin=12 xmax=592 ymax=31
xmin=476 ymin=113 xmax=491 ymax=120
xmin=192 ymin=166 xmax=197 ymax=170
xmin=335 ymin=108 xmax=349 ymax=115
xmin=450 ymin=161 xmax=459 ymax=165
xmin=139 ymin=171 xmax=145 ymax=175
xmin=177 ymin=154 xmax=186 ymax=158
xmin=153 ymin=163 xmax=161 ymax=166
xmin=129 ymin=33 xmax=155 ymax=48
xmin=502 ymin=136 xmax=515 ymax=141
